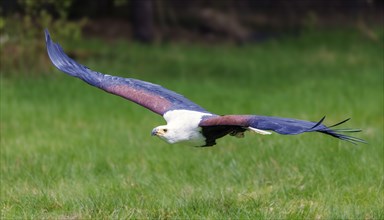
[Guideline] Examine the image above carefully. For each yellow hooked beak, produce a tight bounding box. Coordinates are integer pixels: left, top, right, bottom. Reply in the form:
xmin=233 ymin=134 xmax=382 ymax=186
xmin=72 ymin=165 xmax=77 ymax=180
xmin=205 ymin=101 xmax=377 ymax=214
xmin=151 ymin=128 xmax=167 ymax=136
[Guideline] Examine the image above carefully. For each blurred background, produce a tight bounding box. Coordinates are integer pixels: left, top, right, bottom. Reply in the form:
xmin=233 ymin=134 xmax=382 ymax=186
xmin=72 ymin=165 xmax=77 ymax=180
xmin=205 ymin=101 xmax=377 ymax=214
xmin=0 ymin=0 xmax=383 ymax=75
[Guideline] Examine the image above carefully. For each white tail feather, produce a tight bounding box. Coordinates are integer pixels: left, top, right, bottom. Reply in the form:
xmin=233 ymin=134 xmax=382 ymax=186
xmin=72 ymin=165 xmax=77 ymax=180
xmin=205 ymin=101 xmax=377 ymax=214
xmin=247 ymin=127 xmax=272 ymax=135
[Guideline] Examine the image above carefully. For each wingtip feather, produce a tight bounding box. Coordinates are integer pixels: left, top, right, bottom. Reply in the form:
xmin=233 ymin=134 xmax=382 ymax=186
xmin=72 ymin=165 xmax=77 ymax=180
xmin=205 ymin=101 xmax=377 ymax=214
xmin=44 ymin=28 xmax=51 ymax=43
xmin=329 ymin=118 xmax=351 ymax=128
xmin=309 ymin=115 xmax=326 ymax=130
xmin=315 ymin=118 xmax=366 ymax=145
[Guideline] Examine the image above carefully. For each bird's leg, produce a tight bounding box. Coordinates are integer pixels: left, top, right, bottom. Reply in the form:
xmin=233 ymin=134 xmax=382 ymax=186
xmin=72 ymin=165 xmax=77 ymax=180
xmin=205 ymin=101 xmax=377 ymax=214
xmin=229 ymin=131 xmax=245 ymax=138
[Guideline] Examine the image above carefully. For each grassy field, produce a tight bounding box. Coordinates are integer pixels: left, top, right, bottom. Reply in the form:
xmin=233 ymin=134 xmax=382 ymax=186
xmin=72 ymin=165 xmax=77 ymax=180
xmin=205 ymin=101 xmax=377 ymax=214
xmin=1 ymin=30 xmax=383 ymax=219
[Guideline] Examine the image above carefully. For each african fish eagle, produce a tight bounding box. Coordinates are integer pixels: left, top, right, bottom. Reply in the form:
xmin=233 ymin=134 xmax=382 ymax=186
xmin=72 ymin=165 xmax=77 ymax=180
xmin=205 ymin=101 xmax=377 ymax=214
xmin=45 ymin=29 xmax=365 ymax=147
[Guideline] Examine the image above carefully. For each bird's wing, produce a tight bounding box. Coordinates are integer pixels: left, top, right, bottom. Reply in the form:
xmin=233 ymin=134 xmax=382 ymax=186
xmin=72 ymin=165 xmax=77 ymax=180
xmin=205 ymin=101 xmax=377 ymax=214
xmin=199 ymin=115 xmax=366 ymax=144
xmin=45 ymin=29 xmax=209 ymax=116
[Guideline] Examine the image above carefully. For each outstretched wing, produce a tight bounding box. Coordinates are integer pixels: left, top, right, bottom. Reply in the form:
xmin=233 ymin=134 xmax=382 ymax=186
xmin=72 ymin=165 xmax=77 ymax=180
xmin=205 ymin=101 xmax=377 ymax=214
xmin=199 ymin=115 xmax=366 ymax=144
xmin=45 ymin=29 xmax=209 ymax=116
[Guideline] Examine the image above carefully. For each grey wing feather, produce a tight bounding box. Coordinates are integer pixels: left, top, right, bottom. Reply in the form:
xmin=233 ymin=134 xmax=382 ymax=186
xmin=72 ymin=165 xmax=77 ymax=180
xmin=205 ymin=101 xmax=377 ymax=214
xmin=45 ymin=29 xmax=209 ymax=115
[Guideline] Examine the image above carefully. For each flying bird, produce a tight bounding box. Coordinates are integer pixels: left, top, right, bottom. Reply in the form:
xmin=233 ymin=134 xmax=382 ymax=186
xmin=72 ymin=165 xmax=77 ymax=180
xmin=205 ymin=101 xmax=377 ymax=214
xmin=45 ymin=29 xmax=365 ymax=147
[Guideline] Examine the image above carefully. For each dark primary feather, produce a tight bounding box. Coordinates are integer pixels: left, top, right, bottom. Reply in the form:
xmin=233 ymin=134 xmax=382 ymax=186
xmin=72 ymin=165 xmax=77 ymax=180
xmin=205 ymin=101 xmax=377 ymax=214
xmin=199 ymin=115 xmax=366 ymax=144
xmin=45 ymin=29 xmax=209 ymax=115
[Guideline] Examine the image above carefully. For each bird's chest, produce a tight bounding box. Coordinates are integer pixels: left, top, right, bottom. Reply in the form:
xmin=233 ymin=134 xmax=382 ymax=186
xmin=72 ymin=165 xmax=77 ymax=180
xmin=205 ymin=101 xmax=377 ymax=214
xmin=164 ymin=110 xmax=213 ymax=146
xmin=167 ymin=120 xmax=205 ymax=145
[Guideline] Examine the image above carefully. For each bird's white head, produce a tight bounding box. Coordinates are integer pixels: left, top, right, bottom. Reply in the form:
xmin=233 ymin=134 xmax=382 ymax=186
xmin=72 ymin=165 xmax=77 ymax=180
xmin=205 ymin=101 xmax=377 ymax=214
xmin=150 ymin=110 xmax=213 ymax=146
xmin=151 ymin=125 xmax=177 ymax=144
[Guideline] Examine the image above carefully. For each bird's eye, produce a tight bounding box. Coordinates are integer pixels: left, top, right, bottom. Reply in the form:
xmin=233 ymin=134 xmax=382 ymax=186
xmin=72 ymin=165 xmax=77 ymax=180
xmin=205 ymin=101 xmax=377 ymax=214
xmin=163 ymin=129 xmax=168 ymax=132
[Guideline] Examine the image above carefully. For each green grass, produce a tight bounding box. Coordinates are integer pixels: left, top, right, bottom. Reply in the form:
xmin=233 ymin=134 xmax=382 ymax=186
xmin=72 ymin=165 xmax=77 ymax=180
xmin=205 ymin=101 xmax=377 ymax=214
xmin=1 ymin=30 xmax=383 ymax=219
